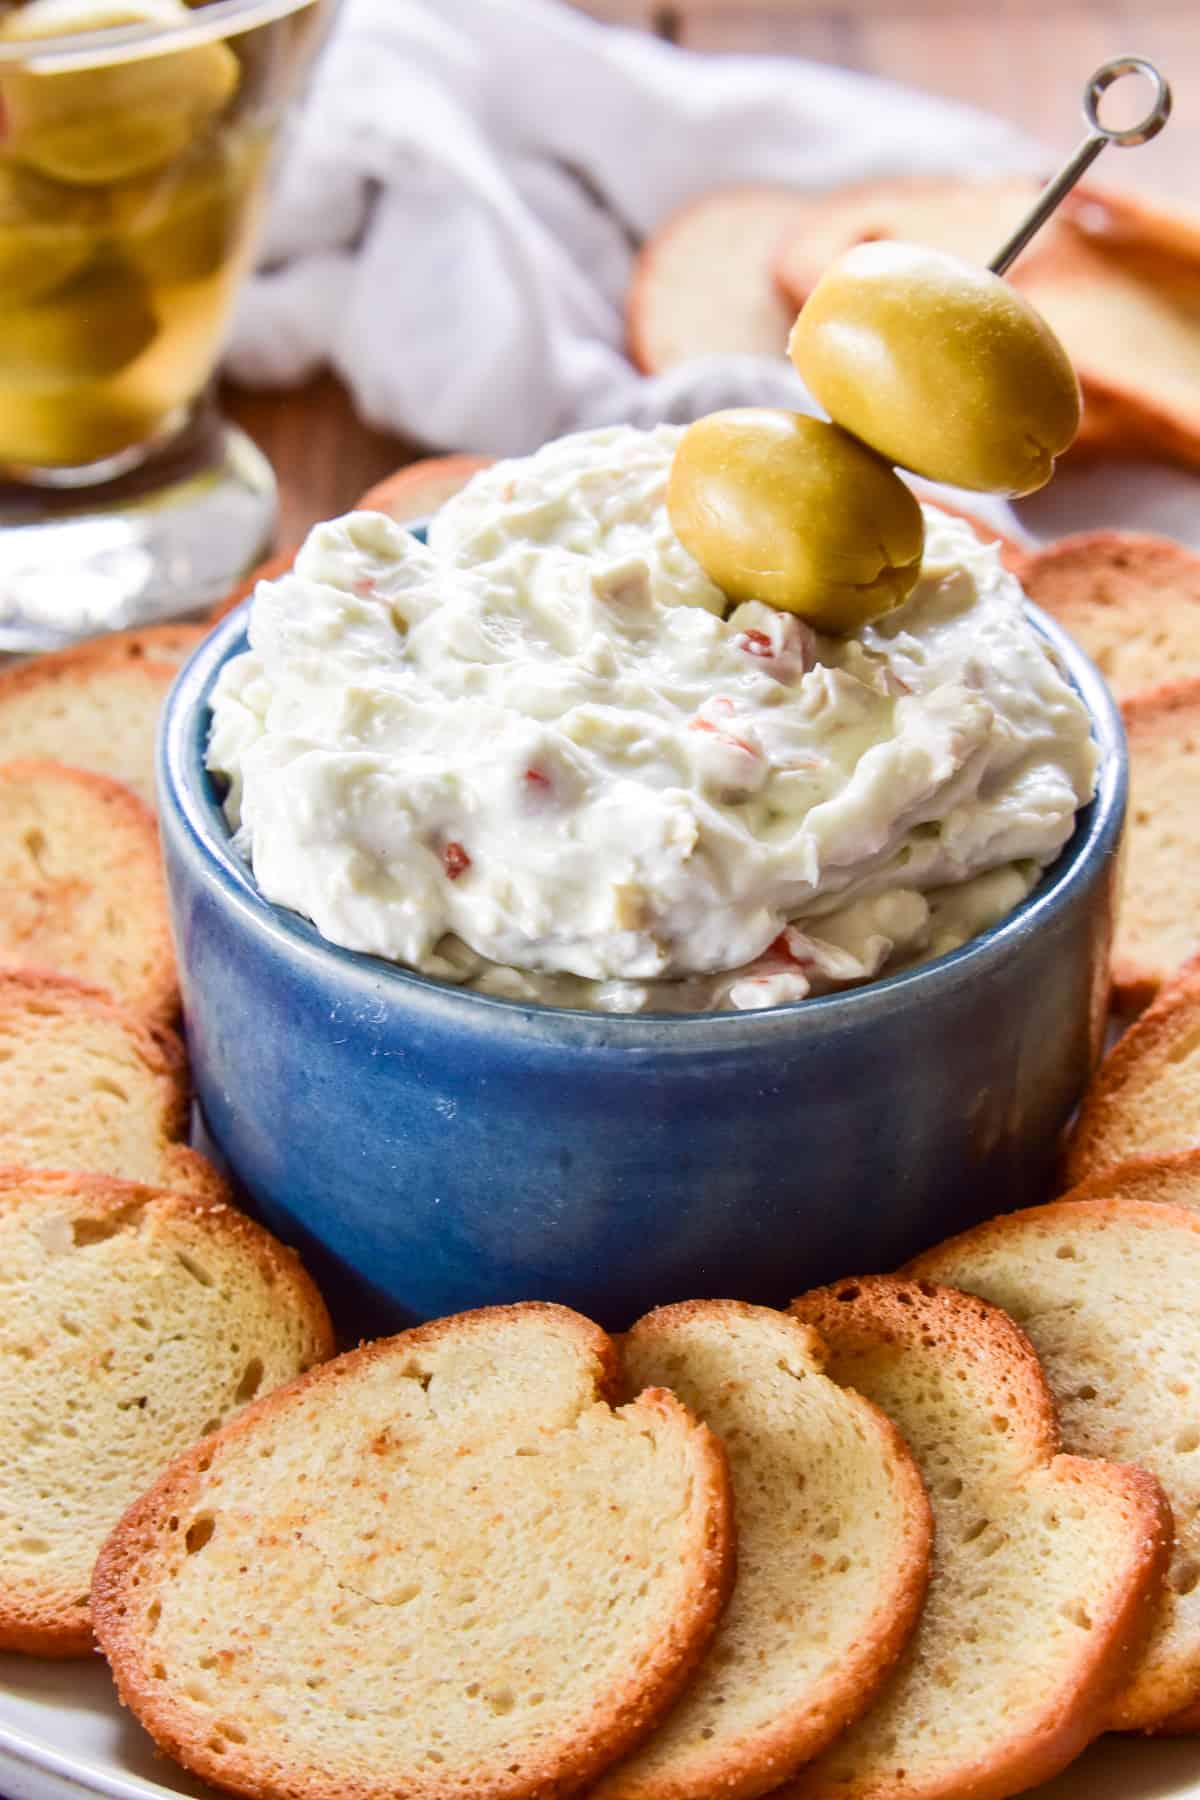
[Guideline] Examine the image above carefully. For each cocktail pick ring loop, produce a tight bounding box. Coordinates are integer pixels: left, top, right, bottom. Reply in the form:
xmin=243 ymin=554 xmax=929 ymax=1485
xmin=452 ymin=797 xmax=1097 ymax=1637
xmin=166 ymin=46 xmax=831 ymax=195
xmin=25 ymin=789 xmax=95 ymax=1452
xmin=989 ymin=56 xmax=1172 ymax=277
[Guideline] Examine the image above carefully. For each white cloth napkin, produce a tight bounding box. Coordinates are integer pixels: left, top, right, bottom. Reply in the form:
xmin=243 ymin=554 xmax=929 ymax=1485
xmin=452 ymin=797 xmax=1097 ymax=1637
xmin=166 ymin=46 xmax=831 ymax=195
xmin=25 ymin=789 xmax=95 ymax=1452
xmin=227 ymin=0 xmax=1038 ymax=448
xmin=227 ymin=0 xmax=1200 ymax=547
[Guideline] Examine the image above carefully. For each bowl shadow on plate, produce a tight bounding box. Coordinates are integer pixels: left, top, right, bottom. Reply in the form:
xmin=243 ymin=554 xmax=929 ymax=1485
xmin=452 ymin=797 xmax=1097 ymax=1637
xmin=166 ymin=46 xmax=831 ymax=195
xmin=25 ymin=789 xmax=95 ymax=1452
xmin=0 ymin=1651 xmax=219 ymax=1800
xmin=1034 ymin=1735 xmax=1200 ymax=1798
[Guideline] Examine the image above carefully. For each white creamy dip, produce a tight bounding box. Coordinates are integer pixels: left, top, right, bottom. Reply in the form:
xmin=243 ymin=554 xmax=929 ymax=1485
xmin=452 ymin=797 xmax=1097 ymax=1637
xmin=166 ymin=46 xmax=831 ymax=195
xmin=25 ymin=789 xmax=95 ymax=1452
xmin=207 ymin=424 xmax=1098 ymax=1014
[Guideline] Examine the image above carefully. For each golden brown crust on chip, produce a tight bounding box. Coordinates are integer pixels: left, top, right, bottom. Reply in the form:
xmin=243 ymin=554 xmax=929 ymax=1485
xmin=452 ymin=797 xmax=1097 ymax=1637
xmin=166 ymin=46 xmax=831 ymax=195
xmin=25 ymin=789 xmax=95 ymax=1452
xmin=1109 ymin=684 xmax=1200 ymax=1008
xmin=593 ymin=1298 xmax=931 ymax=1800
xmin=1066 ymin=960 xmax=1200 ymax=1182
xmin=0 ymin=759 xmax=177 ymax=1023
xmin=0 ymin=969 xmax=227 ymax=1203
xmin=910 ymin=1196 xmax=1200 ymax=1727
xmin=781 ymin=1275 xmax=1171 ymax=1798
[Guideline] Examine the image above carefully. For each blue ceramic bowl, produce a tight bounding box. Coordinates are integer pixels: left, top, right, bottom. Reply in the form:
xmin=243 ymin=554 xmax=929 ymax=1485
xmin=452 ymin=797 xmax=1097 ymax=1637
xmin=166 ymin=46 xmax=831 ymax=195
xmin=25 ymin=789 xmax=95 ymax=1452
xmin=158 ymin=598 xmax=1124 ymax=1332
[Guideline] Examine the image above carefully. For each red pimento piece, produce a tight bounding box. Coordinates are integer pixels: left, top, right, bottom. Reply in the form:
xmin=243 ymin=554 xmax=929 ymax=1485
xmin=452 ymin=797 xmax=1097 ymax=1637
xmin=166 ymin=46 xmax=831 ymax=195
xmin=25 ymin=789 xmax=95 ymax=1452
xmin=523 ymin=767 xmax=552 ymax=790
xmin=688 ymin=715 xmax=760 ymax=757
xmin=442 ymin=841 xmax=471 ymax=880
xmin=764 ymin=931 xmax=814 ymax=969
xmin=737 ymin=629 xmax=774 ymax=658
xmin=352 ymin=576 xmax=376 ymax=598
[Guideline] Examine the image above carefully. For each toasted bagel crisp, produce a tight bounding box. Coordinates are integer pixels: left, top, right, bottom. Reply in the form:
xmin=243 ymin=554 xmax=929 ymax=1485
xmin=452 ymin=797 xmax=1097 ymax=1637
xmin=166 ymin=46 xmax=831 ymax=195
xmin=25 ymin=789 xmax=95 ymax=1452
xmin=0 ymin=1165 xmax=332 ymax=1656
xmin=0 ymin=624 xmax=205 ymax=812
xmin=911 ymin=1193 xmax=1200 ymax=1728
xmin=94 ymin=1303 xmax=735 ymax=1800
xmin=628 ymin=185 xmax=812 ymax=374
xmin=0 ymin=759 xmax=176 ymax=1023
xmin=1063 ymin=1148 xmax=1200 ymax=1214
xmin=1015 ymin=533 xmax=1200 ymax=702
xmin=774 ymin=177 xmax=1200 ymax=473
xmin=773 ymin=175 xmax=1047 ymax=309
xmin=780 ymin=1276 xmax=1171 ymax=1799
xmin=1066 ymin=961 xmax=1200 ymax=1181
xmin=0 ymin=970 xmax=226 ymax=1205
xmin=593 ymin=1300 xmax=931 ymax=1800
xmin=1015 ymin=233 xmax=1200 ymax=474
xmin=1066 ymin=185 xmax=1200 ymax=270
xmin=1113 ymin=682 xmax=1200 ymax=1008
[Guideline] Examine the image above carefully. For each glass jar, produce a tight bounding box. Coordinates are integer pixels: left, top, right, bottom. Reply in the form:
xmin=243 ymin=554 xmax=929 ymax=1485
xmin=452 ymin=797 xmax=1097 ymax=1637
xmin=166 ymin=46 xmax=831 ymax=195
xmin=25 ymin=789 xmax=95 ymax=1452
xmin=0 ymin=0 xmax=337 ymax=649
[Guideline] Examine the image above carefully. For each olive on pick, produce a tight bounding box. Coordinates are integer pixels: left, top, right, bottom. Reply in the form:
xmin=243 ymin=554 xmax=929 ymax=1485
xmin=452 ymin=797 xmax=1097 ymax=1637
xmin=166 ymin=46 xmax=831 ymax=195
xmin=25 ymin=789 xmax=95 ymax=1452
xmin=667 ymin=408 xmax=925 ymax=634
xmin=789 ymin=241 xmax=1081 ymax=497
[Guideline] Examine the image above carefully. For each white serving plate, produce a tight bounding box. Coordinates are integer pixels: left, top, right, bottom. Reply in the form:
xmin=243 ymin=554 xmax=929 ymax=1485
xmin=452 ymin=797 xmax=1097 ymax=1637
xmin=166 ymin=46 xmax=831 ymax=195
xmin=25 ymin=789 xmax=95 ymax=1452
xmin=2 ymin=1653 xmax=1200 ymax=1800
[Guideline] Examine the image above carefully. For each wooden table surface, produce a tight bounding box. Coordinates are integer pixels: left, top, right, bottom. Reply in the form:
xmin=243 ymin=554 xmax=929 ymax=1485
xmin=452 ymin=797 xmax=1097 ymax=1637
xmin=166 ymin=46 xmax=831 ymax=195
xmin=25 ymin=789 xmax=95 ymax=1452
xmin=224 ymin=0 xmax=1198 ymax=548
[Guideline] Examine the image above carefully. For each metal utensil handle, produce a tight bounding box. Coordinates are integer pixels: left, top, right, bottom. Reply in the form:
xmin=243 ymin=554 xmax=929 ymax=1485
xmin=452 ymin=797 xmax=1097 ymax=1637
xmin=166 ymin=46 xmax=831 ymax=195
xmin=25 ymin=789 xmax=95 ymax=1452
xmin=989 ymin=56 xmax=1172 ymax=277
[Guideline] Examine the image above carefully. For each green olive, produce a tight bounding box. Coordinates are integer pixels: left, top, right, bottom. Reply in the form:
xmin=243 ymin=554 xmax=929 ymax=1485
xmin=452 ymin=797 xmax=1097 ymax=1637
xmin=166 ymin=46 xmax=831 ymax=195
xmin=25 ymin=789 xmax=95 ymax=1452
xmin=0 ymin=0 xmax=240 ymax=185
xmin=668 ymin=408 xmax=925 ymax=633
xmin=0 ymin=258 xmax=157 ymax=387
xmin=0 ymin=161 xmax=102 ymax=303
xmin=112 ymin=133 xmax=260 ymax=283
xmin=789 ymin=241 xmax=1081 ymax=497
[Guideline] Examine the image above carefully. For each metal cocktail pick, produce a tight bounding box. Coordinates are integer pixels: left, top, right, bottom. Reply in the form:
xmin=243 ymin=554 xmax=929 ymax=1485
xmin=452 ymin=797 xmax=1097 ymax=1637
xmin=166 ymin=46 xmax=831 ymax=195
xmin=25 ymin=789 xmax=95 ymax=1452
xmin=988 ymin=57 xmax=1172 ymax=277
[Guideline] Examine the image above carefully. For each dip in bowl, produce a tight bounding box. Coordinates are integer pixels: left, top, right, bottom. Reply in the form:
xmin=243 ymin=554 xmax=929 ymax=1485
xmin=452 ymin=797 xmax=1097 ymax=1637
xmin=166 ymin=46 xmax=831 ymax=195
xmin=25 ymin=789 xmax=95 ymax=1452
xmin=159 ymin=429 xmax=1123 ymax=1328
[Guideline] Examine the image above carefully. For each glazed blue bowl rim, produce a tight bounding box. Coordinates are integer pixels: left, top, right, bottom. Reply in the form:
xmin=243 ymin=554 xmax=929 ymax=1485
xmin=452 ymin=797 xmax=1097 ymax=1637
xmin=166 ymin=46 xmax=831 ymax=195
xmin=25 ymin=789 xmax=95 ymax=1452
xmin=160 ymin=592 xmax=1126 ymax=1048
